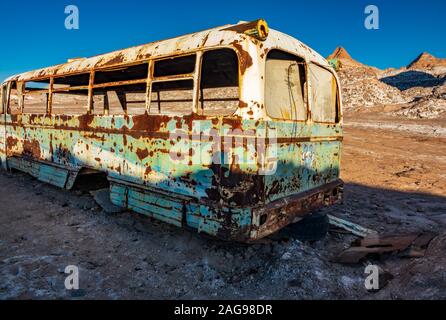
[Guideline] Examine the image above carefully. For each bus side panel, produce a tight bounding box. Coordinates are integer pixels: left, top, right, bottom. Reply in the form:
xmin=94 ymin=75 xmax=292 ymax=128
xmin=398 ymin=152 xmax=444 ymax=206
xmin=4 ymin=113 xmax=219 ymax=200
xmin=3 ymin=112 xmax=258 ymax=239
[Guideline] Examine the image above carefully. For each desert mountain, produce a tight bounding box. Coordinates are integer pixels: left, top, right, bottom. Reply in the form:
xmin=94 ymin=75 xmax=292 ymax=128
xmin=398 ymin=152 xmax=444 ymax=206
xmin=328 ymin=47 xmax=354 ymax=62
xmin=331 ymin=47 xmax=446 ymax=118
xmin=407 ymin=52 xmax=446 ymax=70
xmin=327 ymin=47 xmax=408 ymax=109
xmin=327 ymin=47 xmax=368 ymax=68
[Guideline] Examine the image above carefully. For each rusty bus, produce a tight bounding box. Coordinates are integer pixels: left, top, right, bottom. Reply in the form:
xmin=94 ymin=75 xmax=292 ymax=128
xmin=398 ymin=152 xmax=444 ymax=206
xmin=0 ymin=19 xmax=343 ymax=241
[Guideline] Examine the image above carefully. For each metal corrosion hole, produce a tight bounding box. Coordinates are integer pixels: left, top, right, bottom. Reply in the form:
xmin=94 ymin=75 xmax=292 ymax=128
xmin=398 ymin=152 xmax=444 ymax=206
xmin=332 ymin=188 xmax=338 ymax=197
xmin=259 ymin=213 xmax=268 ymax=226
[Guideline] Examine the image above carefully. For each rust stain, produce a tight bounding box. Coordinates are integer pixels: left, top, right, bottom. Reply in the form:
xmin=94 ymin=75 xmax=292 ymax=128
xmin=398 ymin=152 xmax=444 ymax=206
xmin=131 ymin=113 xmax=171 ymax=133
xmin=136 ymin=148 xmax=149 ymax=161
xmin=222 ymin=117 xmax=243 ymax=131
xmin=77 ymin=114 xmax=95 ymax=131
xmin=231 ymin=41 xmax=253 ymax=75
xmin=100 ymin=52 xmax=125 ymax=67
xmin=49 ymin=134 xmax=54 ymax=162
xmin=239 ymin=100 xmax=248 ymax=109
xmin=6 ymin=136 xmax=19 ymax=148
xmin=23 ymin=139 xmax=41 ymax=159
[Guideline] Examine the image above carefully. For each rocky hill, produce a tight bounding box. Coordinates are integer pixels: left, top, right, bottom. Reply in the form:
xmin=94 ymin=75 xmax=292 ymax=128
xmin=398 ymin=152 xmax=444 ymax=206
xmin=328 ymin=47 xmax=366 ymax=68
xmin=408 ymin=52 xmax=446 ymax=73
xmin=329 ymin=47 xmax=409 ymax=109
xmin=330 ymin=47 xmax=446 ymax=119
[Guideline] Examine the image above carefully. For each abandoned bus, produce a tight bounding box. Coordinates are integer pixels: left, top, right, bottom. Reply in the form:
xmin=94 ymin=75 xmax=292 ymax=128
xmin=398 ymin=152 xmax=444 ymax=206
xmin=0 ymin=19 xmax=343 ymax=241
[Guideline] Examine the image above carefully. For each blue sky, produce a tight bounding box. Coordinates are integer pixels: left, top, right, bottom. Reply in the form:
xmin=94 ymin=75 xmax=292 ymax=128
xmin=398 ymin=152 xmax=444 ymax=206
xmin=0 ymin=0 xmax=445 ymax=82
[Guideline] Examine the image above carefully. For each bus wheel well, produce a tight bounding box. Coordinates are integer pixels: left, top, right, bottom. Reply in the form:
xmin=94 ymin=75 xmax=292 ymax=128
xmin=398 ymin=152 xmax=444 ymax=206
xmin=71 ymin=168 xmax=110 ymax=192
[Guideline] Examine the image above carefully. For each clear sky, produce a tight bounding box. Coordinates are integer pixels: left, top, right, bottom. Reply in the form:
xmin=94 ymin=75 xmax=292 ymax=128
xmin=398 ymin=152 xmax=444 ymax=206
xmin=1 ymin=0 xmax=445 ymax=82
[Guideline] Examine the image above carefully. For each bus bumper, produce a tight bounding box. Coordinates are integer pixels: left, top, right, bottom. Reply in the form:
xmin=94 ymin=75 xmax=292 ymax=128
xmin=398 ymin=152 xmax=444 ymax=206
xmin=248 ymin=179 xmax=344 ymax=242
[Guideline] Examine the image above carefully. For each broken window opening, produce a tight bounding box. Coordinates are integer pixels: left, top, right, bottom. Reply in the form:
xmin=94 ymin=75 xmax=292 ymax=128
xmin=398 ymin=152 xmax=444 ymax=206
xmin=94 ymin=63 xmax=149 ymax=85
xmin=23 ymin=80 xmax=51 ymax=114
xmin=148 ymin=55 xmax=197 ymax=116
xmin=150 ymin=79 xmax=194 ymax=116
xmin=52 ymin=90 xmax=89 ymax=115
xmin=53 ymin=73 xmax=90 ymax=88
xmin=309 ymin=63 xmax=338 ymax=123
xmin=51 ymin=73 xmax=90 ymax=115
xmin=93 ymin=83 xmax=147 ymax=115
xmin=92 ymin=63 xmax=149 ymax=115
xmin=153 ymin=55 xmax=196 ymax=78
xmin=199 ymin=49 xmax=239 ymax=116
xmin=265 ymin=50 xmax=307 ymax=120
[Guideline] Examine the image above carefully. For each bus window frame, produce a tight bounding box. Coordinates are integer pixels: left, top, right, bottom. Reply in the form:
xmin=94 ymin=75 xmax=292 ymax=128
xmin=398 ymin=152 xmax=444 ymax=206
xmin=147 ymin=53 xmax=199 ymax=115
xmin=263 ymin=48 xmax=310 ymax=123
xmin=50 ymin=72 xmax=92 ymax=116
xmin=5 ymin=81 xmax=20 ymax=115
xmin=22 ymin=80 xmax=51 ymax=115
xmin=91 ymin=63 xmax=150 ymax=116
xmin=198 ymin=48 xmax=241 ymax=117
xmin=5 ymin=45 xmax=242 ymax=118
xmin=308 ymin=61 xmax=341 ymax=124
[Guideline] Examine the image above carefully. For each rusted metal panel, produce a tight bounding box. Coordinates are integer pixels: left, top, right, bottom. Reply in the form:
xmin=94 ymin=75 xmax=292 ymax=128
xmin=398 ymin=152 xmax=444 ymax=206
xmin=7 ymin=156 xmax=71 ymax=189
xmin=250 ymin=180 xmax=343 ymax=241
xmin=264 ymin=122 xmax=343 ymax=203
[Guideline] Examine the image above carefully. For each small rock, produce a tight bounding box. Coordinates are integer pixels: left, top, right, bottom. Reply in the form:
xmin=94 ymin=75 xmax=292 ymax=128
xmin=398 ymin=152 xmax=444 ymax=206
xmin=281 ymin=252 xmax=292 ymax=260
xmin=90 ymin=189 xmax=125 ymax=214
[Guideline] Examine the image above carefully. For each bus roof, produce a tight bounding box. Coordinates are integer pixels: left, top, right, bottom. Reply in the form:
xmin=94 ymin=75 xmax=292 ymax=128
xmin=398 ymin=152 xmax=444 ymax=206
xmin=4 ymin=20 xmax=330 ymax=83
